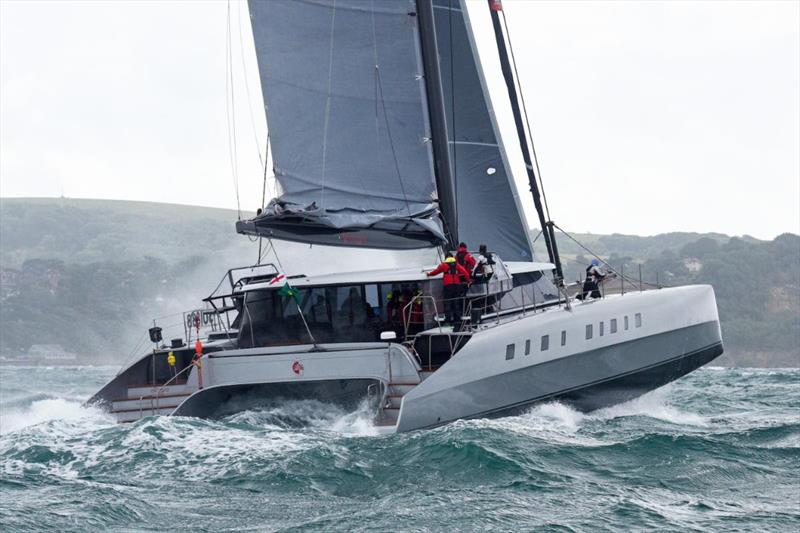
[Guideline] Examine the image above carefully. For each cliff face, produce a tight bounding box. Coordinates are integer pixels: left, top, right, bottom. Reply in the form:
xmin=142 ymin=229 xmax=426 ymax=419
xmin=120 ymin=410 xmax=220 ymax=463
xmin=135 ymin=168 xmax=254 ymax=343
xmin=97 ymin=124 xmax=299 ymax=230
xmin=2 ymin=198 xmax=798 ymax=367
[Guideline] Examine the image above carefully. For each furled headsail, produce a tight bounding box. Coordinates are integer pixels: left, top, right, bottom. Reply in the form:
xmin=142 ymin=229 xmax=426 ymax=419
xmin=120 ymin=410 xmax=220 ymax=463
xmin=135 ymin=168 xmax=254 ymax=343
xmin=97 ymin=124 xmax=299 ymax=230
xmin=239 ymin=0 xmax=446 ymax=249
xmin=433 ymin=0 xmax=533 ymax=261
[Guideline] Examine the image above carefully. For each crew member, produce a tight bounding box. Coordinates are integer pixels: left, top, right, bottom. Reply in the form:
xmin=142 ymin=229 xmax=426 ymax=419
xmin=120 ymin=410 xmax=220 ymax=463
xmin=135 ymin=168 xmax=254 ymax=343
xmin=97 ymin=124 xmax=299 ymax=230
xmin=473 ymin=244 xmax=496 ymax=283
xmin=167 ymin=350 xmax=177 ymax=378
xmin=427 ymin=254 xmax=471 ymax=325
xmin=579 ymin=259 xmax=606 ymax=300
xmin=456 ymin=242 xmax=477 ymax=275
xmin=408 ymin=288 xmax=425 ymax=334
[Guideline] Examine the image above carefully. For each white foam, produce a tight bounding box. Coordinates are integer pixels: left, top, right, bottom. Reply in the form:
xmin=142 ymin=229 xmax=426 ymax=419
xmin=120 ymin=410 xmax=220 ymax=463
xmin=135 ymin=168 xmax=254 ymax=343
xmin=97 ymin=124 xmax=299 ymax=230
xmin=0 ymin=398 xmax=114 ymax=435
xmin=326 ymin=401 xmax=380 ymax=437
xmin=590 ymin=387 xmax=709 ymax=427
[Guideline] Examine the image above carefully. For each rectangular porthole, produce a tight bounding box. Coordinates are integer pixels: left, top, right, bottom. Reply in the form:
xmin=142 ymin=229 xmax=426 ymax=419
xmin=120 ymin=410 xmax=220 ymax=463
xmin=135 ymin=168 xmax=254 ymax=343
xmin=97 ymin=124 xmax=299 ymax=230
xmin=610 ymin=318 xmax=617 ymax=334
xmin=525 ymin=339 xmax=531 ymax=356
xmin=561 ymin=330 xmax=567 ymax=346
xmin=506 ymin=343 xmax=515 ymax=360
xmin=541 ymin=335 xmax=549 ymax=351
xmin=585 ymin=324 xmax=593 ymax=339
xmin=599 ymin=321 xmax=604 ymax=337
xmin=624 ymin=316 xmax=629 ymax=330
xmin=635 ymin=313 xmax=642 ymax=328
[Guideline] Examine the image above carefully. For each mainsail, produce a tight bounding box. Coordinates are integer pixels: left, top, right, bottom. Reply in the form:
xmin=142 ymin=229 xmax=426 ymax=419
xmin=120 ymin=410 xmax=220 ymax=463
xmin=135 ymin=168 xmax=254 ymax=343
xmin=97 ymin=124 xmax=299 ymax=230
xmin=239 ymin=0 xmax=446 ymax=249
xmin=240 ymin=0 xmax=536 ymax=259
xmin=433 ymin=0 xmax=533 ymax=261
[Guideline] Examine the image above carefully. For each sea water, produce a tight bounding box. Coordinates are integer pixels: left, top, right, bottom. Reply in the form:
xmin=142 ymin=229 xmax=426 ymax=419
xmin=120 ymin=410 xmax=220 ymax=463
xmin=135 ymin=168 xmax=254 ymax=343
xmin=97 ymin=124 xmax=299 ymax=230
xmin=1 ymin=366 xmax=798 ymax=532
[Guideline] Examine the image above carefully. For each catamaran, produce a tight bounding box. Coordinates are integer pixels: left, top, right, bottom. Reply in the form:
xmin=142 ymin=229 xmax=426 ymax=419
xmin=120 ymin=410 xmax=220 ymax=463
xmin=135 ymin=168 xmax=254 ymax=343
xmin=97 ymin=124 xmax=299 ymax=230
xmin=89 ymin=0 xmax=723 ymax=431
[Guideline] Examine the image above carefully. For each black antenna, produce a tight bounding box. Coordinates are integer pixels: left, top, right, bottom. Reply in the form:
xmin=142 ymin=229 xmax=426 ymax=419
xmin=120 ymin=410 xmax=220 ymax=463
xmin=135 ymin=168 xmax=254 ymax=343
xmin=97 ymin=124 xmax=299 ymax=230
xmin=486 ymin=0 xmax=563 ymax=281
xmin=417 ymin=0 xmax=458 ymax=251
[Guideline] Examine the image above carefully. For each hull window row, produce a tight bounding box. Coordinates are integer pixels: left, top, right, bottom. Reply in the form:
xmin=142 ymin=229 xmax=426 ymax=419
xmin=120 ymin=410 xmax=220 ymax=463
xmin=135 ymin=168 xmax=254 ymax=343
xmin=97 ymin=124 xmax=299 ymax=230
xmin=588 ymin=314 xmax=641 ymax=343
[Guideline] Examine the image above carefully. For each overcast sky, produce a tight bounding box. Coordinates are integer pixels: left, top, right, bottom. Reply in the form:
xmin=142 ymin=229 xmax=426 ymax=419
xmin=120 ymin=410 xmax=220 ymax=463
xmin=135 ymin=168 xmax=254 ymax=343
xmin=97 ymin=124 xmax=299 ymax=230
xmin=1 ymin=0 xmax=798 ymax=240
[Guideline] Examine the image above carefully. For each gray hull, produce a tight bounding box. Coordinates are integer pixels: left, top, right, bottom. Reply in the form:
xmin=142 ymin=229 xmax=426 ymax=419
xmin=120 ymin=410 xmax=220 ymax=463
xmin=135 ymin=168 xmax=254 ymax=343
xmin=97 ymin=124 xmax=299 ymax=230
xmin=396 ymin=321 xmax=722 ymax=431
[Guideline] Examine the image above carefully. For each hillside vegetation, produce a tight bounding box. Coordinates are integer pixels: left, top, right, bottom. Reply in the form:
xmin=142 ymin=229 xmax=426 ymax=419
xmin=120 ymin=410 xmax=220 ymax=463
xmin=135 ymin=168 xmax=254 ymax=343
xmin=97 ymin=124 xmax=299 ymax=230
xmin=1 ymin=198 xmax=797 ymax=367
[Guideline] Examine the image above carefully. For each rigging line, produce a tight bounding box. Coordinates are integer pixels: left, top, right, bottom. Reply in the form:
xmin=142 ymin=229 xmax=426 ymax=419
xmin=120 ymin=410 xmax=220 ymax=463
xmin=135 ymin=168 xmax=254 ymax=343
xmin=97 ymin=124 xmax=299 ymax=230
xmin=261 ymin=131 xmax=277 ymax=209
xmin=320 ymin=0 xmax=337 ymax=210
xmin=256 ymin=133 xmax=271 ymax=264
xmin=236 ymin=0 xmax=264 ymax=169
xmin=258 ymin=236 xmax=272 ymax=264
xmin=501 ymin=9 xmax=551 ymax=221
xmin=552 ymin=222 xmax=645 ymax=287
xmin=376 ymin=68 xmax=413 ymax=218
xmin=269 ymin=238 xmax=285 ymax=272
xmin=225 ymin=0 xmax=241 ymax=220
xmin=358 ymin=0 xmax=380 ymax=215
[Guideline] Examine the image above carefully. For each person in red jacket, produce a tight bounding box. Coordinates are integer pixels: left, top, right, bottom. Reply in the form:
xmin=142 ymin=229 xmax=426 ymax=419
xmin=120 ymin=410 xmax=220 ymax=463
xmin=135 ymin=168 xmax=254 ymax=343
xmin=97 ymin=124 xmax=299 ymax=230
xmin=456 ymin=242 xmax=477 ymax=278
xmin=427 ymin=254 xmax=471 ymax=325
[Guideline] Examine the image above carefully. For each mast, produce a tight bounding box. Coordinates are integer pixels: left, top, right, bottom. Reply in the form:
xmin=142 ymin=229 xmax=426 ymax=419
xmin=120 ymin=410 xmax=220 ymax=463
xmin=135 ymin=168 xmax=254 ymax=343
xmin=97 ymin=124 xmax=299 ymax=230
xmin=486 ymin=0 xmax=564 ymax=281
xmin=417 ymin=0 xmax=459 ymax=251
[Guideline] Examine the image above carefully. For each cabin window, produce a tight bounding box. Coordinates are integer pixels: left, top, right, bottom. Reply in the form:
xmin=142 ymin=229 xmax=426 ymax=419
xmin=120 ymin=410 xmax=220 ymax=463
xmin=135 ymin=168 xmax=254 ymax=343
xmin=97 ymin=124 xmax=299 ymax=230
xmin=365 ymin=284 xmax=380 ymax=315
xmin=561 ymin=330 xmax=567 ymax=346
xmin=506 ymin=343 xmax=515 ymax=360
xmin=599 ymin=321 xmax=604 ymax=337
xmin=499 ymin=270 xmax=560 ymax=311
xmin=635 ymin=313 xmax=642 ymax=328
xmin=238 ymin=280 xmax=438 ymax=349
xmin=610 ymin=318 xmax=618 ymax=334
xmin=624 ymin=315 xmax=629 ymax=330
xmin=541 ymin=335 xmax=549 ymax=351
xmin=525 ymin=339 xmax=531 ymax=355
xmin=585 ymin=324 xmax=593 ymax=339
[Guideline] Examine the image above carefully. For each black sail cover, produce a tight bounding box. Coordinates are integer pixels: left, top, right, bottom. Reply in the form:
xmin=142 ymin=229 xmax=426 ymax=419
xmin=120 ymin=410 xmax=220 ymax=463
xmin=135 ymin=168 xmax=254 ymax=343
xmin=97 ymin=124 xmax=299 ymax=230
xmin=240 ymin=0 xmax=445 ymax=249
xmin=433 ymin=0 xmax=533 ymax=261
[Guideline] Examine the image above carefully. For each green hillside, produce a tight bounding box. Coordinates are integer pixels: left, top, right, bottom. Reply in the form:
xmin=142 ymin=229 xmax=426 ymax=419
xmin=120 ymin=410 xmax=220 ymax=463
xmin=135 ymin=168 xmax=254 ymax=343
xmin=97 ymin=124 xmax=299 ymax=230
xmin=1 ymin=198 xmax=797 ymax=367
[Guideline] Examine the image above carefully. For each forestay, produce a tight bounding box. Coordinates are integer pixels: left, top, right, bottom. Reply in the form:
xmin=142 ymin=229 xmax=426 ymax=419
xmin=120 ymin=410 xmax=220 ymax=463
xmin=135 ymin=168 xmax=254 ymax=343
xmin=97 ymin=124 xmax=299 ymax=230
xmin=433 ymin=0 xmax=533 ymax=261
xmin=240 ymin=0 xmax=445 ymax=249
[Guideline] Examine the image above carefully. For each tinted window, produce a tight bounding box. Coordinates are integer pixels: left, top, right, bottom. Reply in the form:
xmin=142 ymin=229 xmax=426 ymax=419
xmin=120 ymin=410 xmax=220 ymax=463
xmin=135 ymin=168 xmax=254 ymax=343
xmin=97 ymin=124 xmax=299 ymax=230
xmin=624 ymin=315 xmax=629 ymax=330
xmin=585 ymin=324 xmax=593 ymax=339
xmin=541 ymin=335 xmax=549 ymax=351
xmin=599 ymin=321 xmax=604 ymax=337
xmin=506 ymin=343 xmax=515 ymax=360
xmin=610 ymin=318 xmax=617 ymax=334
xmin=525 ymin=339 xmax=531 ymax=355
xmin=561 ymin=330 xmax=567 ymax=346
xmin=635 ymin=313 xmax=642 ymax=328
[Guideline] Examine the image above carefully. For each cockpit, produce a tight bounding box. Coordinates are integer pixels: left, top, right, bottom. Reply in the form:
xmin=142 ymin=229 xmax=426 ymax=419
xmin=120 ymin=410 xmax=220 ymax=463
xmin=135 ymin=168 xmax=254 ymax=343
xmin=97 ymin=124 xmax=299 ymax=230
xmin=235 ymin=261 xmax=561 ymax=349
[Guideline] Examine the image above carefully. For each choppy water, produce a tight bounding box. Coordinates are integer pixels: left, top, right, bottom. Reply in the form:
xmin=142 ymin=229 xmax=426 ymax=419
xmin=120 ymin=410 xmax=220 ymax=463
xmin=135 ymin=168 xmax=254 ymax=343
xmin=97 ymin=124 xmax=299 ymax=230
xmin=1 ymin=366 xmax=798 ymax=532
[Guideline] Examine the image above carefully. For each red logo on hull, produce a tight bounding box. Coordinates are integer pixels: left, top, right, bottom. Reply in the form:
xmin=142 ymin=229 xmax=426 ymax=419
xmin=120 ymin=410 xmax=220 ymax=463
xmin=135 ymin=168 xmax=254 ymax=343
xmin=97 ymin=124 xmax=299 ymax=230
xmin=292 ymin=361 xmax=304 ymax=375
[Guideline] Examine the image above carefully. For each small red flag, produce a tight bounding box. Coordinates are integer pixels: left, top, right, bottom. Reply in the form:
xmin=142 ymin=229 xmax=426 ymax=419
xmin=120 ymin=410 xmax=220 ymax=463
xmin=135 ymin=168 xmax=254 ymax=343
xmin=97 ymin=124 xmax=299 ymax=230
xmin=489 ymin=0 xmax=503 ymax=12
